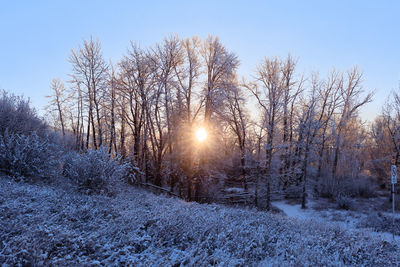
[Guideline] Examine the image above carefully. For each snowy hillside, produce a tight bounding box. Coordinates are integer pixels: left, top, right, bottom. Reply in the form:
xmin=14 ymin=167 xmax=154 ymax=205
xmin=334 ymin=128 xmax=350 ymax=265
xmin=0 ymin=176 xmax=399 ymax=266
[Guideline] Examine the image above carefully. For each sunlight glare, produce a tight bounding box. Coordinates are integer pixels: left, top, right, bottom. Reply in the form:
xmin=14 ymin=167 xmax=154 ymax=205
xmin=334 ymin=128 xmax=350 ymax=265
xmin=195 ymin=127 xmax=207 ymax=142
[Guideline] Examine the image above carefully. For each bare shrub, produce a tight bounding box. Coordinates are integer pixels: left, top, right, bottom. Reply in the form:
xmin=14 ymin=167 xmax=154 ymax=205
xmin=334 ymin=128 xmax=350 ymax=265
xmin=63 ymin=147 xmax=129 ymax=194
xmin=317 ymin=176 xmax=338 ymax=199
xmin=355 ymin=178 xmax=376 ymax=198
xmin=318 ymin=175 xmax=376 ymax=200
xmin=335 ymin=194 xmax=353 ymax=210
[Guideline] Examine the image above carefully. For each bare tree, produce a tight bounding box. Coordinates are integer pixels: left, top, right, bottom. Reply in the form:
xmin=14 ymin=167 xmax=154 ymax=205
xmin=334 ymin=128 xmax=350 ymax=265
xmin=173 ymin=37 xmax=202 ymax=197
xmin=378 ymin=90 xmax=400 ymax=201
xmin=150 ymin=36 xmax=183 ymax=188
xmin=246 ymin=57 xmax=284 ymax=211
xmin=69 ymin=37 xmax=108 ymax=149
xmin=46 ymin=78 xmax=68 ymax=136
xmin=221 ymin=79 xmax=249 ymax=190
xmin=174 ymin=37 xmax=202 ymax=125
xmin=201 ymin=36 xmax=239 ymax=124
xmin=119 ymin=43 xmax=153 ymax=164
xmin=107 ymin=64 xmax=118 ymax=154
xmin=278 ymin=56 xmax=303 ymax=188
xmin=331 ymin=67 xmax=373 ymax=180
xmin=315 ymin=70 xmax=342 ymax=179
xmin=296 ymin=75 xmax=321 ymax=208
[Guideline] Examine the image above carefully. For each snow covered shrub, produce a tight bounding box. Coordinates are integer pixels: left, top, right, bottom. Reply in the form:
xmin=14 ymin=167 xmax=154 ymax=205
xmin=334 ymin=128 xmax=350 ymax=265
xmin=333 ymin=176 xmax=377 ymax=199
xmin=125 ymin=161 xmax=141 ymax=185
xmin=46 ymin=130 xmax=77 ymax=150
xmin=352 ymin=177 xmax=376 ymax=198
xmin=317 ymin=176 xmax=338 ymax=199
xmin=336 ymin=194 xmax=353 ymax=210
xmin=318 ymin=175 xmax=376 ymax=200
xmin=357 ymin=212 xmax=400 ymax=235
xmin=63 ymin=147 xmax=129 ymax=194
xmin=0 ymin=90 xmax=46 ymax=136
xmin=0 ymin=130 xmax=59 ymax=180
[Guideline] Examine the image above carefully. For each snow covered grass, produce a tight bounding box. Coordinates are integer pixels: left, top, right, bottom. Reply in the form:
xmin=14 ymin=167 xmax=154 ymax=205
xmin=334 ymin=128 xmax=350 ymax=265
xmin=357 ymin=212 xmax=400 ymax=236
xmin=0 ymin=176 xmax=399 ymax=266
xmin=273 ymin=197 xmax=400 ymax=243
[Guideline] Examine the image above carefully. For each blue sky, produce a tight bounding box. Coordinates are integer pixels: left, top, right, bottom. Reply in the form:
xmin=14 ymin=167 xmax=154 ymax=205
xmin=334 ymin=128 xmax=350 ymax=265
xmin=1 ymin=0 xmax=399 ymax=121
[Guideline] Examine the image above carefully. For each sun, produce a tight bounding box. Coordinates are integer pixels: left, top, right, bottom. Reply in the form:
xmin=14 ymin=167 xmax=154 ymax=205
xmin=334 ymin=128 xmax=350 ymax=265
xmin=195 ymin=127 xmax=207 ymax=142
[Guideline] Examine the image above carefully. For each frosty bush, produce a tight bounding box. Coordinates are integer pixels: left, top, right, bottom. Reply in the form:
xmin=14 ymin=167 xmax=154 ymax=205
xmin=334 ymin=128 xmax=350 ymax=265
xmin=357 ymin=212 xmax=400 ymax=235
xmin=351 ymin=177 xmax=376 ymax=198
xmin=63 ymin=147 xmax=129 ymax=194
xmin=318 ymin=175 xmax=376 ymax=200
xmin=317 ymin=176 xmax=338 ymax=199
xmin=335 ymin=194 xmax=353 ymax=210
xmin=0 ymin=130 xmax=59 ymax=180
xmin=0 ymin=90 xmax=46 ymax=136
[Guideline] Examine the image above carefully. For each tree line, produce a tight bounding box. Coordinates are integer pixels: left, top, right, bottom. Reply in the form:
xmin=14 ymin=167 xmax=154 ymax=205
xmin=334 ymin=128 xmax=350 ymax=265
xmin=47 ymin=35 xmax=398 ymax=209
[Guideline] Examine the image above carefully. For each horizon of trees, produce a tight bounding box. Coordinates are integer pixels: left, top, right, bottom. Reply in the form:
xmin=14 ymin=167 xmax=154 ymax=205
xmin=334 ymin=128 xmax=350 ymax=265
xmin=45 ymin=34 xmax=398 ymax=209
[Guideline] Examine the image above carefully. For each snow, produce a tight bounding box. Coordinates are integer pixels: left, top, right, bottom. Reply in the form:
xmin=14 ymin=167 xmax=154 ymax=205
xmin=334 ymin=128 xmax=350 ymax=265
xmin=273 ymin=201 xmax=314 ymax=220
xmin=273 ymin=199 xmax=400 ymax=243
xmin=1 ymin=176 xmax=400 ymax=266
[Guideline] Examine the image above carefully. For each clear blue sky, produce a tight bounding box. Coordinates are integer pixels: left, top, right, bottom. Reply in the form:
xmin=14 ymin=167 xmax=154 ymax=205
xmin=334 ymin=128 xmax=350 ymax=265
xmin=1 ymin=0 xmax=399 ymax=121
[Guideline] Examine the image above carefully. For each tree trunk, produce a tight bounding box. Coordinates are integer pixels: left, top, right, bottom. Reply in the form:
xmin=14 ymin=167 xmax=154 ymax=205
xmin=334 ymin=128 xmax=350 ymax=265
xmin=301 ymin=141 xmax=310 ymax=209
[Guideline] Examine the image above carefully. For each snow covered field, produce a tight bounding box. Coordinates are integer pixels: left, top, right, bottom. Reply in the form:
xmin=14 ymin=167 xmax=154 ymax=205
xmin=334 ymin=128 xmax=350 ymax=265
xmin=0 ymin=176 xmax=399 ymax=266
xmin=273 ymin=199 xmax=400 ymax=243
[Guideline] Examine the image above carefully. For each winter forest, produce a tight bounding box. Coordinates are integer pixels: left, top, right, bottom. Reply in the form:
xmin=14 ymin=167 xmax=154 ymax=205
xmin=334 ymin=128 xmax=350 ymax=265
xmin=43 ymin=35 xmax=393 ymax=207
xmin=2 ymin=34 xmax=400 ymax=265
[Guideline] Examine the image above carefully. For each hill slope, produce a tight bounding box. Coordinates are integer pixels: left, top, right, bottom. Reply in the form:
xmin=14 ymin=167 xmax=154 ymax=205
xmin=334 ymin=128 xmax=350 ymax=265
xmin=0 ymin=176 xmax=399 ymax=266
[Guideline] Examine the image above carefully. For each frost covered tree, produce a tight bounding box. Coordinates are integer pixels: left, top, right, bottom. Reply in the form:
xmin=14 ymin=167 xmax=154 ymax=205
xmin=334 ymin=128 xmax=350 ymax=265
xmin=296 ymin=76 xmax=321 ymax=208
xmin=278 ymin=55 xmax=303 ymax=188
xmin=119 ymin=43 xmax=152 ymax=164
xmin=201 ymin=36 xmax=239 ymax=124
xmin=246 ymin=57 xmax=284 ymax=210
xmin=220 ymin=79 xmax=249 ymax=190
xmin=69 ymin=37 xmax=108 ymax=149
xmin=46 ymin=78 xmax=69 ymax=136
xmin=372 ymin=88 xmax=400 ymax=200
xmin=43 ymin=35 xmax=379 ymax=206
xmin=330 ymin=67 xmax=373 ymax=180
xmin=314 ymin=70 xmax=342 ymax=180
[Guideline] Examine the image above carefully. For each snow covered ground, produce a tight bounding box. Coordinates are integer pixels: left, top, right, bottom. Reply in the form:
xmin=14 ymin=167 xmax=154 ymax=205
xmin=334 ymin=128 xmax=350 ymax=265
xmin=1 ymin=176 xmax=400 ymax=266
xmin=272 ymin=199 xmax=400 ymax=242
xmin=273 ymin=201 xmax=313 ymax=220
